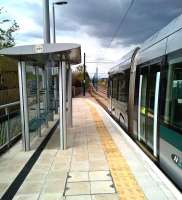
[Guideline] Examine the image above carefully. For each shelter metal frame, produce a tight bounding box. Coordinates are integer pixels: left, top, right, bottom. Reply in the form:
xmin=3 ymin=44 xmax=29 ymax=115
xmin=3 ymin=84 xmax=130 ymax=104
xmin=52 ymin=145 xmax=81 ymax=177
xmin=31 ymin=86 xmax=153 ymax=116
xmin=0 ymin=43 xmax=81 ymax=151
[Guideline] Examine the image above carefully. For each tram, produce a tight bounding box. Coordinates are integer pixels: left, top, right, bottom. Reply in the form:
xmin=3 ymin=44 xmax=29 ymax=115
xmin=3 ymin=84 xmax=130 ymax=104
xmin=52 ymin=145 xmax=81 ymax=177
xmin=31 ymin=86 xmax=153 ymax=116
xmin=108 ymin=14 xmax=182 ymax=190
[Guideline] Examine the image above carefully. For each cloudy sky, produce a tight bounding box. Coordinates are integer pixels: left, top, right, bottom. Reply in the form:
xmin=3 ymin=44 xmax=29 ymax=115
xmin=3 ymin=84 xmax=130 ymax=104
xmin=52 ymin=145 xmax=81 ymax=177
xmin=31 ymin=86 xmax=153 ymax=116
xmin=1 ymin=0 xmax=182 ymax=77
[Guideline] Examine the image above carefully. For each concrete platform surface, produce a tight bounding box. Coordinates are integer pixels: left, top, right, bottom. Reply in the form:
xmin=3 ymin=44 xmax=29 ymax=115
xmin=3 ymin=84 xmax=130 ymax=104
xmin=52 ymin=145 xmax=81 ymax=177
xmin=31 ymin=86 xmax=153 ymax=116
xmin=0 ymin=115 xmax=59 ymax=199
xmin=10 ymin=98 xmax=181 ymax=200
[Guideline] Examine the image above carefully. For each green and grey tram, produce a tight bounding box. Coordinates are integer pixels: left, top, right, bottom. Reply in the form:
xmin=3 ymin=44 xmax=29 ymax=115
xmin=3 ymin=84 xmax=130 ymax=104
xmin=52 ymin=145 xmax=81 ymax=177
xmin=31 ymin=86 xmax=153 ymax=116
xmin=108 ymin=14 xmax=182 ymax=190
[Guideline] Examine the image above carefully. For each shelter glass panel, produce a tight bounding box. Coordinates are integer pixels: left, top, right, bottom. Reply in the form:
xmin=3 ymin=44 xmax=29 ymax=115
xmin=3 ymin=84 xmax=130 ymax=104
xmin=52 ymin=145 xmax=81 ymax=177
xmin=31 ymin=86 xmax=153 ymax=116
xmin=26 ymin=65 xmax=38 ymax=144
xmin=26 ymin=64 xmax=47 ymax=148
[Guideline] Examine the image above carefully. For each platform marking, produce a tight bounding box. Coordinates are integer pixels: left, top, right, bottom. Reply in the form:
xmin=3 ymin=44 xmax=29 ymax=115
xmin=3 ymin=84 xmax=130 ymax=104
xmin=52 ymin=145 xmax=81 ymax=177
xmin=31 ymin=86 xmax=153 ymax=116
xmin=87 ymin=102 xmax=146 ymax=200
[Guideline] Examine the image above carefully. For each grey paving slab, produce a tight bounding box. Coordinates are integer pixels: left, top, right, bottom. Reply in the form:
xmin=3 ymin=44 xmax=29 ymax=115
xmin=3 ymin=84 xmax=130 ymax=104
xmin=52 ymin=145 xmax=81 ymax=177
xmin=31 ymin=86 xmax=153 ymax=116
xmin=26 ymin=171 xmax=47 ymax=182
xmin=46 ymin=171 xmax=67 ymax=181
xmin=42 ymin=180 xmax=65 ymax=194
xmin=66 ymin=195 xmax=91 ymax=200
xmin=92 ymin=194 xmax=119 ymax=200
xmin=70 ymin=161 xmax=90 ymax=171
xmin=39 ymin=193 xmax=64 ymax=200
xmin=89 ymin=160 xmax=109 ymax=171
xmin=90 ymin=181 xmax=115 ymax=194
xmin=68 ymin=172 xmax=89 ymax=182
xmin=89 ymin=171 xmax=111 ymax=181
xmin=65 ymin=182 xmax=90 ymax=196
xmin=17 ymin=181 xmax=43 ymax=195
xmin=13 ymin=194 xmax=39 ymax=200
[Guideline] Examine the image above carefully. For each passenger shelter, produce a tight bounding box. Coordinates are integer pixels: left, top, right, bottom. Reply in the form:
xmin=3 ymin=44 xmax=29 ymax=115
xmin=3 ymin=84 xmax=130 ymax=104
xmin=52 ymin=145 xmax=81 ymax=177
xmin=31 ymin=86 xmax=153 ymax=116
xmin=0 ymin=43 xmax=81 ymax=151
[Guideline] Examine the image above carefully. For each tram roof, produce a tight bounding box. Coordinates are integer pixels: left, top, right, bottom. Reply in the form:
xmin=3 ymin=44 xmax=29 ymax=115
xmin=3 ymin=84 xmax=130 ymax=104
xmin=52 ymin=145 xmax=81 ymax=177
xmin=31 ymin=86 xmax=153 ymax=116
xmin=0 ymin=43 xmax=81 ymax=65
xmin=108 ymin=47 xmax=139 ymax=76
xmin=140 ymin=14 xmax=182 ymax=52
xmin=108 ymin=14 xmax=182 ymax=76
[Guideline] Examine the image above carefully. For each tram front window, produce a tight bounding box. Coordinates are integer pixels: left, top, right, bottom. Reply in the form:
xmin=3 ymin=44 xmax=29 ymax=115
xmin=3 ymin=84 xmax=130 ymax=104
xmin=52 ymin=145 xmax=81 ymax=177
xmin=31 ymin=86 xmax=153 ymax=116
xmin=163 ymin=55 xmax=182 ymax=130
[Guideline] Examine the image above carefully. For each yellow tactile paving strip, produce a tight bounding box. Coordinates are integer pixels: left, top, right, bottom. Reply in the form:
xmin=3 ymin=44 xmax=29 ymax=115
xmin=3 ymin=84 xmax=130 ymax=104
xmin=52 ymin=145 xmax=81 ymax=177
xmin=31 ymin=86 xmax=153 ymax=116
xmin=87 ymin=101 xmax=146 ymax=200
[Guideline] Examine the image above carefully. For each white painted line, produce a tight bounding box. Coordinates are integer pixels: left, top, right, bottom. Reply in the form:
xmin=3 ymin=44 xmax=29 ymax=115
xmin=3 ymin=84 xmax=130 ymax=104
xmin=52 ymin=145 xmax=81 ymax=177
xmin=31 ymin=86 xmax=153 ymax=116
xmin=88 ymin=99 xmax=182 ymax=200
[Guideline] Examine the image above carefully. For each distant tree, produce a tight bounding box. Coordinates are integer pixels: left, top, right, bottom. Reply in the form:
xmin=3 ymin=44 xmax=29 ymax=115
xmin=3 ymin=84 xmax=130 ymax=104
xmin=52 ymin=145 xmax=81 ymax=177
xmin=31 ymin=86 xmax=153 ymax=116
xmin=0 ymin=8 xmax=19 ymax=49
xmin=72 ymin=64 xmax=90 ymax=89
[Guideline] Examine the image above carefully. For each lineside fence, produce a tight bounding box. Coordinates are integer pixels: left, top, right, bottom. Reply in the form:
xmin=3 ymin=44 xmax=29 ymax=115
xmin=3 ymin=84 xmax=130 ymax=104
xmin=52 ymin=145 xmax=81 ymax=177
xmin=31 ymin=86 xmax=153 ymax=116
xmin=0 ymin=101 xmax=21 ymax=153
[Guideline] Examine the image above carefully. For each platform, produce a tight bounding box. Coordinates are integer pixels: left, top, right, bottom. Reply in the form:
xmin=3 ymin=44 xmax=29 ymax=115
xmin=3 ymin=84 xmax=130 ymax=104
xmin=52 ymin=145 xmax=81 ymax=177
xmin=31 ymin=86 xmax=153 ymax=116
xmin=0 ymin=116 xmax=59 ymax=199
xmin=1 ymin=97 xmax=181 ymax=200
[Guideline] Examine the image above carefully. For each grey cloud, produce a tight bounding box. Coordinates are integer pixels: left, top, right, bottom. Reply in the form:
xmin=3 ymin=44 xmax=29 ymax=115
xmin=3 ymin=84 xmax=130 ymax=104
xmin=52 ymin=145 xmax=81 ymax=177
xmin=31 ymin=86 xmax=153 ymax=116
xmin=54 ymin=0 xmax=182 ymax=46
xmin=17 ymin=0 xmax=182 ymax=47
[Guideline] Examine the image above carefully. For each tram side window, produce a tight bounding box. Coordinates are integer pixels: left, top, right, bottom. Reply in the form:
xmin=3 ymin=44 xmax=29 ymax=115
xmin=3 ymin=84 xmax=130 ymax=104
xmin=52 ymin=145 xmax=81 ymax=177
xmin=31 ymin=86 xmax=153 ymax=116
xmin=112 ymin=78 xmax=118 ymax=99
xmin=162 ymin=54 xmax=182 ymax=130
xmin=118 ymin=75 xmax=123 ymax=102
xmin=118 ymin=75 xmax=126 ymax=102
xmin=118 ymin=70 xmax=129 ymax=103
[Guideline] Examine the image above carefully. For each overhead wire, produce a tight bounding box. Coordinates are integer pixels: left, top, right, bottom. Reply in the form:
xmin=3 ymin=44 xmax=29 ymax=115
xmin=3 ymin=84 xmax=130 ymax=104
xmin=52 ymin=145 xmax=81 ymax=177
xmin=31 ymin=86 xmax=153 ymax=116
xmin=87 ymin=0 xmax=136 ymax=78
xmin=103 ymin=0 xmax=135 ymax=57
xmin=85 ymin=0 xmax=135 ymax=65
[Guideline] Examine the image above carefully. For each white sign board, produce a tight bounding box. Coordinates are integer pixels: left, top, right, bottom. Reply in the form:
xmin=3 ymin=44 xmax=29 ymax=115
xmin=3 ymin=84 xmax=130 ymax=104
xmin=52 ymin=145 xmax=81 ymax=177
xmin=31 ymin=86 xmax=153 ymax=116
xmin=34 ymin=45 xmax=44 ymax=53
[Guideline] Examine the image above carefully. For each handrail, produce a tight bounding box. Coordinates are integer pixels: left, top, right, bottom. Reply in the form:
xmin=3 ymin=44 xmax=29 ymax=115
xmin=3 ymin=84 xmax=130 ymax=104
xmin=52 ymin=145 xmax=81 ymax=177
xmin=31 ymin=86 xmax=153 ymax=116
xmin=0 ymin=101 xmax=20 ymax=110
xmin=0 ymin=101 xmax=21 ymax=151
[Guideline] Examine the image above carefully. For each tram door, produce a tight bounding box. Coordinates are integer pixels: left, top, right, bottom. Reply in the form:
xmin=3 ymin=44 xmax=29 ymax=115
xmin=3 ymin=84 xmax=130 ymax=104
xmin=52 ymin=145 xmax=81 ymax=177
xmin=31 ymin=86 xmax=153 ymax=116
xmin=138 ymin=64 xmax=161 ymax=157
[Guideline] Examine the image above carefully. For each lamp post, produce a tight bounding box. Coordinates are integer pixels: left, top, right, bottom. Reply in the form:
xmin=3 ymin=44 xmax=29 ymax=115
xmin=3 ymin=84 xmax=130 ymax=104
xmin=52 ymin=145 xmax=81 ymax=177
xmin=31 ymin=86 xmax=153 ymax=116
xmin=43 ymin=0 xmax=51 ymax=43
xmin=52 ymin=1 xmax=67 ymax=43
xmin=83 ymin=53 xmax=86 ymax=96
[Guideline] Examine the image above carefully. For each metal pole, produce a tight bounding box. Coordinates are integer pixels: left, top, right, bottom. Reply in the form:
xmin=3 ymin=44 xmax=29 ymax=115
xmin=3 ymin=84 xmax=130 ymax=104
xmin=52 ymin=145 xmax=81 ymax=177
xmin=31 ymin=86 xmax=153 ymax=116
xmin=18 ymin=61 xmax=30 ymax=151
xmin=70 ymin=67 xmax=72 ymax=127
xmin=43 ymin=0 xmax=51 ymax=43
xmin=18 ymin=62 xmax=26 ymax=151
xmin=54 ymin=75 xmax=58 ymax=113
xmin=67 ymin=66 xmax=72 ymax=127
xmin=83 ymin=53 xmax=86 ymax=96
xmin=52 ymin=4 xmax=58 ymax=115
xmin=62 ymin=61 xmax=67 ymax=149
xmin=59 ymin=63 xmax=63 ymax=149
xmin=59 ymin=61 xmax=67 ymax=149
xmin=43 ymin=0 xmax=53 ymax=122
xmin=96 ymin=67 xmax=98 ymax=91
xmin=36 ymin=67 xmax=41 ymax=137
xmin=52 ymin=3 xmax=56 ymax=43
xmin=22 ymin=62 xmax=30 ymax=151
xmin=43 ymin=68 xmax=49 ymax=127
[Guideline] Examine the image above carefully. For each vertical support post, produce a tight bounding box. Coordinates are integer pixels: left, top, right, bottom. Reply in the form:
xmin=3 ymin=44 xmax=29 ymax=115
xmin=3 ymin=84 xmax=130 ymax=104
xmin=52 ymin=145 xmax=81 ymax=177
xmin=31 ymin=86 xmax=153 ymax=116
xmin=83 ymin=53 xmax=86 ymax=96
xmin=62 ymin=62 xmax=67 ymax=149
xmin=18 ymin=61 xmax=30 ymax=151
xmin=67 ymin=66 xmax=72 ymax=127
xmin=36 ymin=67 xmax=41 ymax=137
xmin=46 ymin=64 xmax=50 ymax=119
xmin=43 ymin=0 xmax=53 ymax=121
xmin=59 ymin=63 xmax=63 ymax=149
xmin=5 ymin=107 xmax=10 ymax=147
xmin=96 ymin=67 xmax=98 ymax=91
xmin=52 ymin=3 xmax=56 ymax=43
xmin=59 ymin=61 xmax=67 ymax=150
xmin=43 ymin=0 xmax=50 ymax=43
xmin=43 ymin=68 xmax=49 ymax=127
xmin=54 ymin=75 xmax=58 ymax=114
xmin=46 ymin=61 xmax=54 ymax=121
